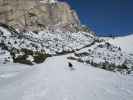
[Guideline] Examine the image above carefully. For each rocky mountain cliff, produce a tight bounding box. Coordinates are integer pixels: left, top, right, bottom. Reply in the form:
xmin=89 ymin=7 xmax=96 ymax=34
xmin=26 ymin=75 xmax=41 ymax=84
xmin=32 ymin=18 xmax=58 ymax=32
xmin=0 ymin=0 xmax=85 ymax=32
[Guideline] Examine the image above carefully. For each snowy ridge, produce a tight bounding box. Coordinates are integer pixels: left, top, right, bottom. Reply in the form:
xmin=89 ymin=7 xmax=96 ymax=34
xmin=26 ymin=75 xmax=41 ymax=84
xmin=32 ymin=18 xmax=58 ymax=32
xmin=68 ymin=39 xmax=133 ymax=74
xmin=0 ymin=24 xmax=95 ymax=64
xmin=107 ymin=34 xmax=133 ymax=53
xmin=24 ymin=31 xmax=95 ymax=54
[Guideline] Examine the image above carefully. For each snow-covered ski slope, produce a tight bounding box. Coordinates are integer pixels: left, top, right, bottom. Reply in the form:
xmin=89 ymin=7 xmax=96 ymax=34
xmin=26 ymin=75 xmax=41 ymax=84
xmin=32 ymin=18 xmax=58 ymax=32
xmin=0 ymin=55 xmax=133 ymax=100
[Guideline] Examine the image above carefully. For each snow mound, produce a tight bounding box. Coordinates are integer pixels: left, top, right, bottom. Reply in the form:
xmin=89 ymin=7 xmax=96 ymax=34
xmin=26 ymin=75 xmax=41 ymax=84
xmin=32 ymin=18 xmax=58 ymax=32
xmin=108 ymin=34 xmax=133 ymax=53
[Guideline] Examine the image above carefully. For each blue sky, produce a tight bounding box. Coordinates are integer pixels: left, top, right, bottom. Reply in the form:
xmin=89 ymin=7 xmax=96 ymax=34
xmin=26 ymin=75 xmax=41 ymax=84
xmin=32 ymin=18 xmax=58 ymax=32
xmin=60 ymin=0 xmax=133 ymax=36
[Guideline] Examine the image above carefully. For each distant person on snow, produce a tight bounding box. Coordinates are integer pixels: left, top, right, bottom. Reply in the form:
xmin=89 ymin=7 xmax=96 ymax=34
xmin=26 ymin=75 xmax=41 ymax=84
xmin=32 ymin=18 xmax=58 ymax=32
xmin=68 ymin=62 xmax=74 ymax=70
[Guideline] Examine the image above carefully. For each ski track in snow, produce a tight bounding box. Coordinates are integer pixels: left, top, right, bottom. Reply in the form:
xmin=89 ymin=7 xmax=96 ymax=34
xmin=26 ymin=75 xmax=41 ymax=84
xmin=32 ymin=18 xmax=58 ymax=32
xmin=0 ymin=55 xmax=133 ymax=100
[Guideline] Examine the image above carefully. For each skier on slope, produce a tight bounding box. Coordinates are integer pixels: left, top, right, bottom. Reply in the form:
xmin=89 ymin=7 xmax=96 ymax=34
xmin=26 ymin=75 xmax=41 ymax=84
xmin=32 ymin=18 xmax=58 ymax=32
xmin=68 ymin=62 xmax=74 ymax=70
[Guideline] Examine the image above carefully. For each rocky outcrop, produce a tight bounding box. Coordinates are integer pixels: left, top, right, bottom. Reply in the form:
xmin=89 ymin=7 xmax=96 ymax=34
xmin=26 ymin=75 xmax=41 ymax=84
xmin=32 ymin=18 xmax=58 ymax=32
xmin=0 ymin=0 xmax=82 ymax=32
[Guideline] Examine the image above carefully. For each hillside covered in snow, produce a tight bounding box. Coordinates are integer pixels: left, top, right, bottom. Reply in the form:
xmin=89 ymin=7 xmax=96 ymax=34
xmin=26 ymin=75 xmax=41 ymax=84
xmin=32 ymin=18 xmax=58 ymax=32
xmin=64 ymin=34 xmax=133 ymax=74
xmin=0 ymin=0 xmax=133 ymax=100
xmin=107 ymin=34 xmax=133 ymax=53
xmin=0 ymin=24 xmax=133 ymax=74
xmin=0 ymin=24 xmax=95 ymax=64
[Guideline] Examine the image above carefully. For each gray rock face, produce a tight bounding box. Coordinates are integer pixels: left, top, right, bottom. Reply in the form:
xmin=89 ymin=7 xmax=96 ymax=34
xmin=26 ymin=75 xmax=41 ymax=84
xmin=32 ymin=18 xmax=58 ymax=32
xmin=0 ymin=0 xmax=81 ymax=32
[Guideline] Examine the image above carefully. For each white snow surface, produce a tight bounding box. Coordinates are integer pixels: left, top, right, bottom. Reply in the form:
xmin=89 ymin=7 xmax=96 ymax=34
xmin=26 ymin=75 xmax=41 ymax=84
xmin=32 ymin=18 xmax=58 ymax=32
xmin=0 ymin=55 xmax=133 ymax=100
xmin=107 ymin=34 xmax=133 ymax=53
